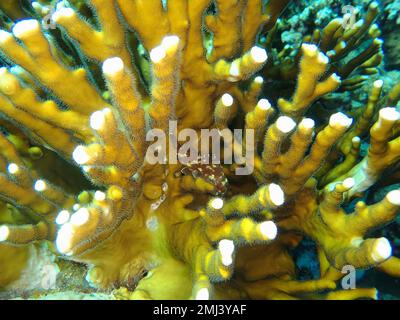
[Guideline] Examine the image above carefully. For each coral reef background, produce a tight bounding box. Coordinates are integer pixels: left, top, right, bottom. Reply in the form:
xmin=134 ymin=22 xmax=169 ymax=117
xmin=0 ymin=0 xmax=399 ymax=300
xmin=277 ymin=0 xmax=400 ymax=300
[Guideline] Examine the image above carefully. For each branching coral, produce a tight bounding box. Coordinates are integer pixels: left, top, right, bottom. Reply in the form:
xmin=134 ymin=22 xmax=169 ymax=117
xmin=0 ymin=0 xmax=399 ymax=300
xmin=265 ymin=1 xmax=384 ymax=92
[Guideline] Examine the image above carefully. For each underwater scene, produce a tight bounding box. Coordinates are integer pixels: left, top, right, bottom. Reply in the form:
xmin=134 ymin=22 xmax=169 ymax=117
xmin=0 ymin=0 xmax=399 ymax=301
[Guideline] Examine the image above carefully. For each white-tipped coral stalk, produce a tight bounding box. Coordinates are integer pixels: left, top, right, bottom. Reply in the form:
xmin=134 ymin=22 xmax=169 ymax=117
xmin=72 ymin=146 xmax=90 ymax=165
xmin=52 ymin=7 xmax=75 ymax=22
xmin=342 ymin=178 xmax=356 ymax=189
xmin=387 ymin=190 xmax=400 ymax=206
xmin=274 ymin=118 xmax=316 ymax=179
xmin=221 ymin=93 xmax=234 ymax=107
xmin=300 ymin=118 xmax=316 ymax=131
xmin=302 ymin=43 xmax=318 ymax=57
xmin=371 ymin=238 xmax=392 ymax=263
xmin=379 ymin=107 xmax=400 ymax=122
xmin=217 ymin=184 xmax=285 ymax=219
xmin=70 ymin=208 xmax=90 ymax=227
xmin=329 ymin=112 xmax=353 ymax=129
xmin=150 ymin=46 xmax=167 ymax=64
xmin=195 ymin=288 xmax=210 ymax=300
xmin=250 ymin=46 xmax=268 ymax=64
xmin=0 ymin=225 xmax=10 ymax=242
xmin=94 ymin=191 xmax=107 ymax=202
xmin=218 ymin=239 xmax=235 ymax=266
xmin=7 ymin=163 xmax=19 ymax=175
xmin=161 ymin=35 xmax=180 ymax=54
xmin=258 ymin=221 xmax=278 ymax=240
xmin=56 ymin=208 xmax=93 ymax=255
xmin=214 ymin=93 xmax=235 ymax=129
xmin=268 ymin=183 xmax=285 ymax=207
xmin=56 ymin=210 xmax=70 ymax=225
xmin=90 ymin=110 xmax=106 ymax=131
xmin=374 ymin=79 xmax=383 ymax=89
xmin=262 ymin=117 xmax=297 ymax=173
xmin=0 ymin=30 xmax=12 ymax=44
xmin=245 ymin=99 xmax=273 ymax=142
xmin=276 ymin=116 xmax=297 ymax=134
xmin=102 ymin=57 xmax=125 ymax=77
xmin=254 ymin=76 xmax=264 ymax=84
xmin=210 ymin=198 xmax=224 ymax=210
xmin=56 ymin=223 xmax=73 ymax=253
xmin=34 ymin=180 xmax=47 ymax=192
xmin=214 ymin=47 xmax=268 ymax=82
xmin=257 ymin=99 xmax=271 ymax=111
xmin=12 ymin=20 xmax=40 ymax=39
xmin=278 ymin=44 xmax=341 ymax=118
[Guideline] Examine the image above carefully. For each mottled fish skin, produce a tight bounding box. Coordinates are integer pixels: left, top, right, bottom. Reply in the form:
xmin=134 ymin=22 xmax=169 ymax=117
xmin=175 ymin=156 xmax=228 ymax=196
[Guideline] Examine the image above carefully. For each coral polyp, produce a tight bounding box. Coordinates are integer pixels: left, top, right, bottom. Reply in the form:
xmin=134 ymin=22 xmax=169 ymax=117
xmin=0 ymin=0 xmax=399 ymax=300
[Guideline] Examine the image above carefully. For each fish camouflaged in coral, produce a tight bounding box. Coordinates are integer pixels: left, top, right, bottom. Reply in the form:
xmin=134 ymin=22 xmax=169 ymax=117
xmin=0 ymin=0 xmax=400 ymax=300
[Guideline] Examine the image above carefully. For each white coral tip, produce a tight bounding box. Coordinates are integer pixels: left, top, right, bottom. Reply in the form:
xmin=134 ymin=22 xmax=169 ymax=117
xmin=210 ymin=198 xmax=224 ymax=210
xmin=56 ymin=210 xmax=70 ymax=225
xmin=0 ymin=225 xmax=10 ymax=242
xmin=259 ymin=221 xmax=278 ymax=240
xmin=7 ymin=163 xmax=19 ymax=174
xmin=329 ymin=112 xmax=353 ymax=128
xmin=221 ymin=93 xmax=234 ymax=107
xmin=90 ymin=111 xmax=106 ymax=130
xmin=276 ymin=116 xmax=296 ymax=133
xmin=195 ymin=288 xmax=210 ymax=300
xmin=219 ymin=239 xmax=235 ymax=266
xmin=371 ymin=238 xmax=392 ymax=262
xmin=102 ymin=57 xmax=124 ymax=76
xmin=150 ymin=45 xmax=166 ymax=63
xmin=387 ymin=190 xmax=400 ymax=206
xmin=70 ymin=208 xmax=90 ymax=226
xmin=257 ymin=99 xmax=271 ymax=111
xmin=34 ymin=180 xmax=46 ymax=192
xmin=254 ymin=76 xmax=264 ymax=84
xmin=0 ymin=30 xmax=12 ymax=43
xmin=52 ymin=7 xmax=75 ymax=21
xmin=250 ymin=46 xmax=268 ymax=63
xmin=72 ymin=146 xmax=90 ymax=165
xmin=374 ymin=79 xmax=383 ymax=88
xmin=56 ymin=223 xmax=73 ymax=254
xmin=317 ymin=52 xmax=330 ymax=65
xmin=302 ymin=43 xmax=318 ymax=56
xmin=161 ymin=35 xmax=180 ymax=50
xmin=331 ymin=73 xmax=341 ymax=83
xmin=352 ymin=136 xmax=361 ymax=144
xmin=229 ymin=62 xmax=240 ymax=77
xmin=380 ymin=107 xmax=400 ymax=122
xmin=269 ymin=183 xmax=285 ymax=206
xmin=12 ymin=20 xmax=40 ymax=38
xmin=300 ymin=118 xmax=315 ymax=130
xmin=94 ymin=191 xmax=106 ymax=201
xmin=343 ymin=178 xmax=355 ymax=189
